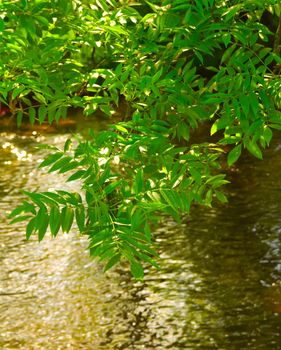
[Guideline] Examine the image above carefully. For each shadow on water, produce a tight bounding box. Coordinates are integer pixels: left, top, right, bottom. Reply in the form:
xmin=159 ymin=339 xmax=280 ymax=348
xmin=0 ymin=123 xmax=280 ymax=349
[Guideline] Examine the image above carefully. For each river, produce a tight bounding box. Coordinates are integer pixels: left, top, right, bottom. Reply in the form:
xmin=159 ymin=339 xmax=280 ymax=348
xmin=0 ymin=123 xmax=280 ymax=349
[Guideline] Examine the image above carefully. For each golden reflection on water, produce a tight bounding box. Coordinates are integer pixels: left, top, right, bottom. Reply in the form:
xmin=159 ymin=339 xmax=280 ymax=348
xmin=2 ymin=142 xmax=33 ymax=162
xmin=0 ymin=133 xmax=130 ymax=349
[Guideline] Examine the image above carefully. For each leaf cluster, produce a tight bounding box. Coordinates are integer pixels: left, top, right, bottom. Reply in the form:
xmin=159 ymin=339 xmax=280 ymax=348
xmin=5 ymin=0 xmax=281 ymax=277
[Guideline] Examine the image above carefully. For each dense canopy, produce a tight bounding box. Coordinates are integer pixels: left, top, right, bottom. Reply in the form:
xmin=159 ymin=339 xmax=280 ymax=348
xmin=3 ymin=0 xmax=281 ymax=278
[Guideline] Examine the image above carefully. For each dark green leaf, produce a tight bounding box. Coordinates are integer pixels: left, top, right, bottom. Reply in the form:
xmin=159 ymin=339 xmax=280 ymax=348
xmin=61 ymin=206 xmax=74 ymax=233
xmin=64 ymin=139 xmax=72 ymax=152
xmin=29 ymin=107 xmax=36 ymax=125
xmin=26 ymin=217 xmax=37 ymax=240
xmin=75 ymin=206 xmax=85 ymax=232
xmin=36 ymin=207 xmax=49 ymax=241
xmin=17 ymin=111 xmax=23 ymax=127
xmin=50 ymin=205 xmax=61 ymax=237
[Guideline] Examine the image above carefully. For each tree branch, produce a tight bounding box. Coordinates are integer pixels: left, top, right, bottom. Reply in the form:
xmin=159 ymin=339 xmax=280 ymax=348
xmin=274 ymin=15 xmax=281 ymax=54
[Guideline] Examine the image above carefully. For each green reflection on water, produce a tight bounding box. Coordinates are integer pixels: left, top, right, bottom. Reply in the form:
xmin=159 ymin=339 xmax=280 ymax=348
xmin=0 ymin=131 xmax=280 ymax=350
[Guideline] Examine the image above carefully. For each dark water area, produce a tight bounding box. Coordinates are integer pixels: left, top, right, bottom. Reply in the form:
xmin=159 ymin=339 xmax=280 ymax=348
xmin=0 ymin=125 xmax=280 ymax=349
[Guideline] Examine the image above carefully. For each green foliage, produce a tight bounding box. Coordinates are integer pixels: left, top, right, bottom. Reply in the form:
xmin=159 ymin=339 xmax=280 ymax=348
xmin=6 ymin=0 xmax=281 ymax=278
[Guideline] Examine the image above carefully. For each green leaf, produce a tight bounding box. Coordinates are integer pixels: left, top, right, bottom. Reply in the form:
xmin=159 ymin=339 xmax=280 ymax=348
xmin=36 ymin=207 xmax=49 ymax=241
xmin=223 ymin=4 xmax=241 ymax=21
xmin=195 ymin=50 xmax=204 ymax=64
xmin=0 ymin=18 xmax=4 ymax=32
xmin=39 ymin=152 xmax=64 ymax=168
xmin=245 ymin=140 xmax=263 ymax=159
xmin=38 ymin=106 xmax=47 ymax=124
xmin=61 ymin=206 xmax=74 ymax=233
xmin=89 ymin=230 xmax=112 ymax=248
xmin=41 ymin=191 xmax=66 ymax=204
xmin=99 ymin=246 xmax=117 ymax=262
xmin=160 ymin=189 xmax=178 ymax=212
xmin=144 ymin=221 xmax=151 ymax=242
xmin=259 ymin=91 xmax=271 ymax=110
xmin=121 ymin=235 xmax=158 ymax=257
xmin=67 ymin=170 xmax=87 ymax=182
xmin=135 ymin=250 xmax=159 ymax=269
xmin=64 ymin=139 xmax=72 ymax=152
xmin=130 ymin=260 xmax=144 ymax=280
xmin=269 ymin=124 xmax=281 ymax=131
xmin=210 ymin=120 xmax=219 ymax=135
xmin=34 ymin=92 xmax=47 ymax=105
xmin=75 ymin=206 xmax=85 ymax=232
xmin=205 ymin=189 xmax=213 ymax=206
xmin=222 ymin=33 xmax=231 ymax=47
xmin=104 ymin=253 xmax=121 ymax=272
xmin=115 ymin=124 xmax=128 ymax=133
xmin=17 ymin=111 xmax=23 ymax=127
xmin=152 ymin=68 xmax=163 ymax=83
xmin=134 ymin=168 xmax=144 ymax=194
xmin=215 ymin=190 xmax=228 ymax=203
xmin=249 ymin=92 xmax=259 ymax=116
xmin=205 ymin=174 xmax=229 ymax=187
xmin=104 ymin=180 xmax=122 ymax=195
xmin=227 ymin=144 xmax=242 ymax=166
xmin=22 ymin=191 xmax=46 ymax=207
xmin=189 ymin=167 xmax=201 ymax=184
xmin=35 ymin=15 xmax=50 ymax=27
xmin=9 ymin=215 xmax=33 ymax=224
xmin=263 ymin=127 xmax=272 ymax=146
xmin=48 ymin=156 xmax=73 ymax=173
xmin=29 ymin=107 xmax=36 ymax=125
xmin=58 ymin=160 xmax=79 ymax=174
xmin=50 ymin=205 xmax=61 ymax=237
xmin=8 ymin=201 xmax=36 ymax=218
xmin=239 ymin=95 xmax=249 ymax=116
xmin=26 ymin=217 xmax=37 ymax=240
xmin=221 ymin=44 xmax=237 ymax=64
xmin=12 ymin=86 xmax=26 ymax=100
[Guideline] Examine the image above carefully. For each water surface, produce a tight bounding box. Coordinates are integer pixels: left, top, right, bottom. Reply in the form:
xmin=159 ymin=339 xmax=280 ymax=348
xmin=0 ymin=129 xmax=280 ymax=349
